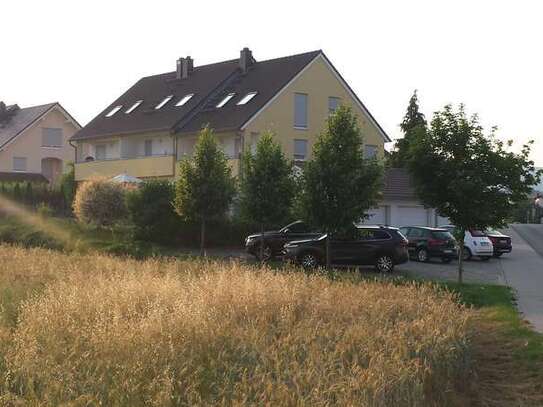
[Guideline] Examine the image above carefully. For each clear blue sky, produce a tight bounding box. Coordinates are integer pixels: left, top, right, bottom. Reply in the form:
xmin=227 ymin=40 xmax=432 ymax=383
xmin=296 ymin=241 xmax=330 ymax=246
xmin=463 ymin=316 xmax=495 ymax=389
xmin=2 ymin=0 xmax=542 ymax=165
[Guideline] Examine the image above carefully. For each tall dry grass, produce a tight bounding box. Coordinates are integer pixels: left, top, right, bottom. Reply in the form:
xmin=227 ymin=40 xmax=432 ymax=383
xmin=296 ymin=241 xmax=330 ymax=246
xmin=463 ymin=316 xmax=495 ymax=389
xmin=0 ymin=245 xmax=471 ymax=406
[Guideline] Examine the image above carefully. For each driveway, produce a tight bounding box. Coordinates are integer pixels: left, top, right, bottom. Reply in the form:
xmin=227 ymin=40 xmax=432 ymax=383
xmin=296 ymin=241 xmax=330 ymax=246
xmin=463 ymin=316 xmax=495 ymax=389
xmin=501 ymin=225 xmax=543 ymax=332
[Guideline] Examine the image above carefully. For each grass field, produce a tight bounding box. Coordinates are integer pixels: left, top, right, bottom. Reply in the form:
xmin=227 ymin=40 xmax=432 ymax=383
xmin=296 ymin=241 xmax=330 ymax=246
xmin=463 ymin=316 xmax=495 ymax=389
xmin=0 ymin=244 xmax=474 ymax=406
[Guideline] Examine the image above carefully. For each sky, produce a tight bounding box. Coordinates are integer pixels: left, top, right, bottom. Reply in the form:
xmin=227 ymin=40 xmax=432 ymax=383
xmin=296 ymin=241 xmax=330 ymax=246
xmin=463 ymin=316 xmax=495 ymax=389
xmin=2 ymin=0 xmax=542 ymax=165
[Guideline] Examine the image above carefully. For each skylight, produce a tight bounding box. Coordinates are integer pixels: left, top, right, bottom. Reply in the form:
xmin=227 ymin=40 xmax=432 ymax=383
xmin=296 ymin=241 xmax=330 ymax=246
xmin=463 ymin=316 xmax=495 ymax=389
xmin=176 ymin=93 xmax=194 ymax=107
xmin=216 ymin=93 xmax=236 ymax=108
xmin=237 ymin=91 xmax=258 ymax=105
xmin=155 ymin=95 xmax=173 ymax=110
xmin=105 ymin=105 xmax=123 ymax=117
xmin=125 ymin=100 xmax=143 ymax=114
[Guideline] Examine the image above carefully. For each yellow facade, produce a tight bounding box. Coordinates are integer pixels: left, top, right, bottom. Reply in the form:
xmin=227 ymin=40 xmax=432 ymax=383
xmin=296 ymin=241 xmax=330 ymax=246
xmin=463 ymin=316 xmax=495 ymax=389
xmin=241 ymin=54 xmax=385 ymax=161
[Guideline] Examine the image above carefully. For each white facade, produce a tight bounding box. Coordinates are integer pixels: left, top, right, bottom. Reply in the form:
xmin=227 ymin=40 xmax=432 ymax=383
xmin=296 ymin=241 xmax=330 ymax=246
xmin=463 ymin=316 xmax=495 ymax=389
xmin=362 ymin=200 xmax=450 ymax=228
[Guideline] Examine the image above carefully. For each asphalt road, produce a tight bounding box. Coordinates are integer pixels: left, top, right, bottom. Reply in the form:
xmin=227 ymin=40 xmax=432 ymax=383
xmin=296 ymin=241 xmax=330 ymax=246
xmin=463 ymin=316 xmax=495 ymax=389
xmin=501 ymin=225 xmax=543 ymax=332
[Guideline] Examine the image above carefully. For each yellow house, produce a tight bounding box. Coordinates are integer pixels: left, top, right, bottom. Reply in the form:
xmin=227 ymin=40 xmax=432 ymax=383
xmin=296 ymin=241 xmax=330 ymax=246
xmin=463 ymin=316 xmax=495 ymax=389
xmin=0 ymin=102 xmax=80 ymax=184
xmin=71 ymin=48 xmax=390 ymax=181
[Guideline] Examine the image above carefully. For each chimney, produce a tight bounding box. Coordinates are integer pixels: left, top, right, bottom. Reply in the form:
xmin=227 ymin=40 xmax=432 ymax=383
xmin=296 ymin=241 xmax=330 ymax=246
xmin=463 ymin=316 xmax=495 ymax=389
xmin=239 ymin=47 xmax=254 ymax=74
xmin=176 ymin=56 xmax=194 ymax=79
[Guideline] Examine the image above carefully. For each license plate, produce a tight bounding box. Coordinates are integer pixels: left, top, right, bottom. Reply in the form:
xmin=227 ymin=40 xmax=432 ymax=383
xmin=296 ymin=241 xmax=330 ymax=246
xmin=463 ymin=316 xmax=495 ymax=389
xmin=500 ymin=239 xmax=508 ymax=243
xmin=443 ymin=250 xmax=452 ymax=254
xmin=481 ymin=242 xmax=489 ymax=246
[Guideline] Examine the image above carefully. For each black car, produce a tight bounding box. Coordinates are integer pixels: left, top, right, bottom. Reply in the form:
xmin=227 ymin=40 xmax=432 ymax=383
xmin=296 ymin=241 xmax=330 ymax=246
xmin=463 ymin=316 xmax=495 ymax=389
xmin=485 ymin=229 xmax=512 ymax=257
xmin=399 ymin=226 xmax=457 ymax=263
xmin=282 ymin=226 xmax=409 ymax=273
xmin=245 ymin=221 xmax=322 ymax=260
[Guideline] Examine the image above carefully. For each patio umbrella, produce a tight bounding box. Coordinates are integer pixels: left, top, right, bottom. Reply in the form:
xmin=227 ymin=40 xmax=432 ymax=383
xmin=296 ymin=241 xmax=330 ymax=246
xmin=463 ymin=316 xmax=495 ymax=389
xmin=109 ymin=173 xmax=143 ymax=184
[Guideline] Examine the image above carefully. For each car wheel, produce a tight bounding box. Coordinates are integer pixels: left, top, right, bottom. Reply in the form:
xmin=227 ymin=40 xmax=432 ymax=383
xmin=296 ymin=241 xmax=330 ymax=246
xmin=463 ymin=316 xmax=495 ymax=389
xmin=416 ymin=248 xmax=429 ymax=262
xmin=462 ymin=247 xmax=472 ymax=261
xmin=256 ymin=245 xmax=273 ymax=262
xmin=441 ymin=257 xmax=452 ymax=264
xmin=299 ymin=252 xmax=319 ymax=269
xmin=480 ymin=256 xmax=491 ymax=261
xmin=375 ymin=255 xmax=394 ymax=273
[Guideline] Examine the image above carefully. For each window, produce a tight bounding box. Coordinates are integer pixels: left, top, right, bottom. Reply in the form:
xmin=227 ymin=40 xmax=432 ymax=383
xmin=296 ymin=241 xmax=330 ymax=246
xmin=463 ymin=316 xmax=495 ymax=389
xmin=155 ymin=95 xmax=173 ymax=110
xmin=249 ymin=132 xmax=260 ymax=155
xmin=286 ymin=222 xmax=310 ymax=234
xmin=328 ymin=97 xmax=341 ymax=114
xmin=95 ymin=145 xmax=106 ymax=160
xmin=237 ymin=91 xmax=258 ymax=105
xmin=125 ymin=100 xmax=143 ymax=114
xmin=294 ymin=93 xmax=308 ymax=128
xmin=42 ymin=128 xmax=63 ymax=147
xmin=105 ymin=105 xmax=123 ymax=117
xmin=176 ymin=93 xmax=194 ymax=106
xmin=144 ymin=140 xmax=153 ymax=156
xmin=364 ymin=145 xmax=378 ymax=159
xmin=13 ymin=157 xmax=27 ymax=172
xmin=294 ymin=139 xmax=308 ymax=161
xmin=216 ymin=93 xmax=235 ymax=108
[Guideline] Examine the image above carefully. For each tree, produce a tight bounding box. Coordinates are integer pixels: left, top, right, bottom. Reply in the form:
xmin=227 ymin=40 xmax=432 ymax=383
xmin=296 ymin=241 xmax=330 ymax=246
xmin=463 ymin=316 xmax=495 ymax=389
xmin=239 ymin=132 xmax=295 ymax=261
xmin=73 ymin=178 xmax=127 ymax=227
xmin=389 ymin=90 xmax=427 ymax=167
xmin=60 ymin=162 xmax=76 ymax=210
xmin=299 ymin=106 xmax=383 ymax=268
xmin=407 ymin=104 xmax=541 ymax=283
xmin=126 ymin=179 xmax=182 ymax=244
xmin=174 ymin=127 xmax=236 ymax=256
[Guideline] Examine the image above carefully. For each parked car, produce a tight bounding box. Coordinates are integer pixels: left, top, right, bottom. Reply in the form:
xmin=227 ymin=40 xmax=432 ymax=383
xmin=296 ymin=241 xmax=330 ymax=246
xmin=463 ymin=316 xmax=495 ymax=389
xmin=439 ymin=225 xmax=493 ymax=261
xmin=245 ymin=221 xmax=322 ymax=260
xmin=398 ymin=226 xmax=457 ymax=263
xmin=485 ymin=229 xmax=512 ymax=257
xmin=282 ymin=226 xmax=409 ymax=272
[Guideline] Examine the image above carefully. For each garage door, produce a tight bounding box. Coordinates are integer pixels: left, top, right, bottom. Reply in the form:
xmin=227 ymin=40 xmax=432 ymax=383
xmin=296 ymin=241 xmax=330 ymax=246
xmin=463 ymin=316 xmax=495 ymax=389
xmin=362 ymin=206 xmax=386 ymax=225
xmin=435 ymin=214 xmax=450 ymax=227
xmin=397 ymin=206 xmax=428 ymax=227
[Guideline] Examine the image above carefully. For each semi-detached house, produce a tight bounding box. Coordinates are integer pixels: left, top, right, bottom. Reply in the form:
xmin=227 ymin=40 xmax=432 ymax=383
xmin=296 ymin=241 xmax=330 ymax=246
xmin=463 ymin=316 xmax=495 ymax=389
xmin=71 ymin=48 xmax=390 ymax=181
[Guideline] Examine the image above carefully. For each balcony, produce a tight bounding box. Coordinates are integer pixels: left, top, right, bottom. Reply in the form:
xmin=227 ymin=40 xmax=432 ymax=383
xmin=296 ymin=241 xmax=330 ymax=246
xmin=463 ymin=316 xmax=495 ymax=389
xmin=75 ymin=155 xmax=175 ymax=181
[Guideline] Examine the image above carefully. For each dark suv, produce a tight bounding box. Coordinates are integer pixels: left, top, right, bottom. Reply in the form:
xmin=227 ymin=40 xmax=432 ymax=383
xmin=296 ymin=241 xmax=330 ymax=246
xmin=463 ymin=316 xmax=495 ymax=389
xmin=399 ymin=226 xmax=457 ymax=263
xmin=282 ymin=226 xmax=409 ymax=272
xmin=245 ymin=221 xmax=322 ymax=260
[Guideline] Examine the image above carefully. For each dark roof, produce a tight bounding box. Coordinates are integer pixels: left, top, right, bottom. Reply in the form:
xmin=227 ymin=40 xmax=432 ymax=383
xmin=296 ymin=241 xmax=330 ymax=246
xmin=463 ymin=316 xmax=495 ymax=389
xmin=382 ymin=167 xmax=417 ymax=201
xmin=72 ymin=50 xmax=390 ymax=142
xmin=0 ymin=103 xmax=57 ymax=149
xmin=0 ymin=172 xmax=48 ymax=183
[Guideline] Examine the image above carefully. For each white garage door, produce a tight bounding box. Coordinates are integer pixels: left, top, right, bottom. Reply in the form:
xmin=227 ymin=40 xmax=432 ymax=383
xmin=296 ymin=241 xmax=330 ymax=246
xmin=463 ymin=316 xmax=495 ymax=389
xmin=435 ymin=214 xmax=450 ymax=227
xmin=363 ymin=206 xmax=386 ymax=225
xmin=397 ymin=206 xmax=428 ymax=227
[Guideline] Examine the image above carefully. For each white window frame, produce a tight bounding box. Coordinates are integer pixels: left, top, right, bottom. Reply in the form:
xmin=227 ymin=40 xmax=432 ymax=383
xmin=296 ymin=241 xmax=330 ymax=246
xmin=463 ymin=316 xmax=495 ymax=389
xmin=144 ymin=139 xmax=153 ymax=157
xmin=12 ymin=157 xmax=27 ymax=172
xmin=176 ymin=93 xmax=194 ymax=106
xmin=41 ymin=128 xmax=63 ymax=148
xmin=293 ymin=139 xmax=308 ymax=161
xmin=95 ymin=144 xmax=107 ymax=160
xmin=155 ymin=95 xmax=173 ymax=110
xmin=294 ymin=93 xmax=308 ymax=129
xmin=216 ymin=93 xmax=236 ymax=108
xmin=236 ymin=91 xmax=258 ymax=105
xmin=125 ymin=100 xmax=143 ymax=114
xmin=364 ymin=144 xmax=379 ymax=159
xmin=328 ymin=96 xmax=341 ymax=114
xmin=105 ymin=105 xmax=123 ymax=117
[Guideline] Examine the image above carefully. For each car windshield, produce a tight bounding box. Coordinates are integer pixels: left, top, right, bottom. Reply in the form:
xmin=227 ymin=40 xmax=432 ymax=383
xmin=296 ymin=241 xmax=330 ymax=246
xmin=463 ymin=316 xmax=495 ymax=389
xmin=280 ymin=222 xmax=308 ymax=233
xmin=485 ymin=228 xmax=501 ymax=235
xmin=432 ymin=231 xmax=454 ymax=240
xmin=470 ymin=230 xmax=487 ymax=237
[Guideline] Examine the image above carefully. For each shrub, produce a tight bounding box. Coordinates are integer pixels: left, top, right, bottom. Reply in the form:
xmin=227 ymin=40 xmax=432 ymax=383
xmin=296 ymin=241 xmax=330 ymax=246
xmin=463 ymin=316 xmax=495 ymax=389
xmin=1 ymin=247 xmax=471 ymax=406
xmin=73 ymin=178 xmax=127 ymax=226
xmin=126 ymin=179 xmax=181 ymax=244
xmin=60 ymin=162 xmax=76 ymax=209
xmin=36 ymin=202 xmax=53 ymax=218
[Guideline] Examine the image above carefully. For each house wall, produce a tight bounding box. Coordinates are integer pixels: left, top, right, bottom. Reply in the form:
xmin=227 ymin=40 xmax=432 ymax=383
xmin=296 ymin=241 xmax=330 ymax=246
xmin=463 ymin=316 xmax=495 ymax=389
xmin=0 ymin=107 xmax=78 ymax=182
xmin=242 ymin=54 xmax=386 ymax=162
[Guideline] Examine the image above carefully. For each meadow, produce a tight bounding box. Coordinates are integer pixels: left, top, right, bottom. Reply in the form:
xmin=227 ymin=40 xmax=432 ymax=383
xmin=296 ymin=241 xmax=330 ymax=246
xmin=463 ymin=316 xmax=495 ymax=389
xmin=0 ymin=244 xmax=472 ymax=406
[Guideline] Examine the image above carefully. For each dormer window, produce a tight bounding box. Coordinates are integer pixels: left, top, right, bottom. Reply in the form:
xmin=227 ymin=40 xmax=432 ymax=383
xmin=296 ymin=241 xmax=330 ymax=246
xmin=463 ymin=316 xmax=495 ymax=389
xmin=155 ymin=95 xmax=173 ymax=110
xmin=237 ymin=91 xmax=258 ymax=105
xmin=176 ymin=93 xmax=194 ymax=106
xmin=105 ymin=105 xmax=123 ymax=117
xmin=125 ymin=100 xmax=143 ymax=114
xmin=216 ymin=93 xmax=235 ymax=108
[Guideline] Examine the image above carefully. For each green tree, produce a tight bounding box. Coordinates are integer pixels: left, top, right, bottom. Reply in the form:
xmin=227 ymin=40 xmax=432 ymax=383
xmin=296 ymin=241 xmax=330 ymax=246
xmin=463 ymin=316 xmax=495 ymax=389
xmin=389 ymin=90 xmax=427 ymax=167
xmin=174 ymin=127 xmax=236 ymax=256
xmin=408 ymin=104 xmax=541 ymax=283
xmin=239 ymin=132 xmax=295 ymax=261
xmin=299 ymin=106 xmax=383 ymax=268
xmin=60 ymin=162 xmax=76 ymax=210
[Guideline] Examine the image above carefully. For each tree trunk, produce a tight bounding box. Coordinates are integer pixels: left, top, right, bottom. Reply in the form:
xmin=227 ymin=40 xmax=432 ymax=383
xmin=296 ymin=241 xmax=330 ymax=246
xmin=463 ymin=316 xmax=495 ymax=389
xmin=457 ymin=230 xmax=465 ymax=284
xmin=259 ymin=222 xmax=265 ymax=264
xmin=200 ymin=217 xmax=206 ymax=257
xmin=325 ymin=232 xmax=331 ymax=269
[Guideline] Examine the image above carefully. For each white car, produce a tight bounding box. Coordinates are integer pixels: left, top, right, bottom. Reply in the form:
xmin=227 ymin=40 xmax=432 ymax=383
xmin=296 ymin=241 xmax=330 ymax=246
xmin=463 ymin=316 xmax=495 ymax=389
xmin=439 ymin=225 xmax=493 ymax=261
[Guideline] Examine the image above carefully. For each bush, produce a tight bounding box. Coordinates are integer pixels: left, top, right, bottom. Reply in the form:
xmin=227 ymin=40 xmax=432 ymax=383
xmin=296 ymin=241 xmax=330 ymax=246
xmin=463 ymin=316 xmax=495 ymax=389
xmin=126 ymin=180 xmax=181 ymax=244
xmin=36 ymin=203 xmax=54 ymax=218
xmin=73 ymin=178 xmax=127 ymax=226
xmin=60 ymin=162 xmax=76 ymax=209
